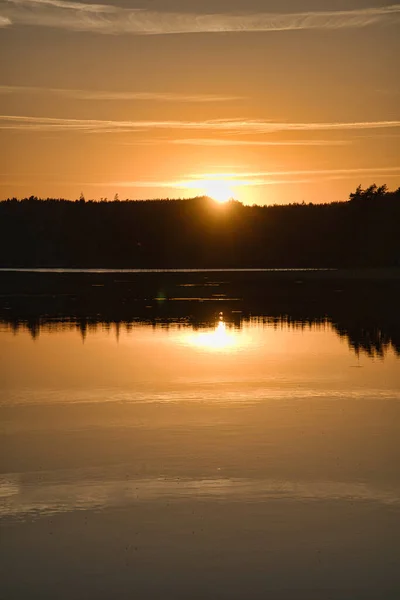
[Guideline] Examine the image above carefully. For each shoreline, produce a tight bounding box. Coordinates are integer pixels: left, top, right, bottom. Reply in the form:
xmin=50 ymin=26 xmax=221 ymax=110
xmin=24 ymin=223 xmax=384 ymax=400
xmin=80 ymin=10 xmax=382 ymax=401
xmin=1 ymin=267 xmax=400 ymax=279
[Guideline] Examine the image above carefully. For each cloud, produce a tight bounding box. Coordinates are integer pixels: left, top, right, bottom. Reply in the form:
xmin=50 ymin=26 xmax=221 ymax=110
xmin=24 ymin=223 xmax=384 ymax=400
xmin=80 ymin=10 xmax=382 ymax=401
xmin=166 ymin=138 xmax=350 ymax=147
xmin=1 ymin=114 xmax=400 ymax=135
xmin=114 ymin=166 xmax=400 ymax=190
xmin=5 ymin=166 xmax=398 ymax=190
xmin=0 ymin=85 xmax=243 ymax=103
xmin=195 ymin=167 xmax=400 ymax=179
xmin=1 ymin=0 xmax=399 ymax=35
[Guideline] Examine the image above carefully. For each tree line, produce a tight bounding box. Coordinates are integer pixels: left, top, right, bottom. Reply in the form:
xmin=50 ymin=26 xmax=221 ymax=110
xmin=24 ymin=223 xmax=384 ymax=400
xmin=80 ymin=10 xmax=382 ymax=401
xmin=0 ymin=185 xmax=399 ymax=268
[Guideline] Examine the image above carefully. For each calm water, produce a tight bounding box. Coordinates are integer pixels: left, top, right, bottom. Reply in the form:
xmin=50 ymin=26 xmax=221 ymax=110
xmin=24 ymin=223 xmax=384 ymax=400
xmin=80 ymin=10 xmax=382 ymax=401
xmin=1 ymin=314 xmax=400 ymax=599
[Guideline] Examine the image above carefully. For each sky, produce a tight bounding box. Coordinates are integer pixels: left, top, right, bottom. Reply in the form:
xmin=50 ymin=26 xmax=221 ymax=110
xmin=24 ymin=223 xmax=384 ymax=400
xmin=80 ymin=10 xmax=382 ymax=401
xmin=0 ymin=0 xmax=399 ymax=204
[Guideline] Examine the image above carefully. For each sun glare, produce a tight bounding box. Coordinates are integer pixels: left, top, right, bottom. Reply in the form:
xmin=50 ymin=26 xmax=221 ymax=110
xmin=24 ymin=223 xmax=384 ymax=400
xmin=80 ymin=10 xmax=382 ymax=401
xmin=202 ymin=179 xmax=234 ymax=203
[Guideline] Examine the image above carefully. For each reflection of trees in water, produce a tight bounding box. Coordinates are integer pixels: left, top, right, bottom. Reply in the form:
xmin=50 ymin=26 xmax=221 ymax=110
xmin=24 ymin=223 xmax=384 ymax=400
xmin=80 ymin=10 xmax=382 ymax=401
xmin=2 ymin=313 xmax=399 ymax=358
xmin=332 ymin=322 xmax=400 ymax=358
xmin=2 ymin=268 xmax=399 ymax=357
xmin=257 ymin=315 xmax=400 ymax=358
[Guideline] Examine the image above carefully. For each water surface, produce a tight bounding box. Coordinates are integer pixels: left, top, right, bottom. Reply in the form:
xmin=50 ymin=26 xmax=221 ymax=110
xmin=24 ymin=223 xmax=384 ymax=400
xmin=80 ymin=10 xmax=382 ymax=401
xmin=1 ymin=310 xmax=400 ymax=599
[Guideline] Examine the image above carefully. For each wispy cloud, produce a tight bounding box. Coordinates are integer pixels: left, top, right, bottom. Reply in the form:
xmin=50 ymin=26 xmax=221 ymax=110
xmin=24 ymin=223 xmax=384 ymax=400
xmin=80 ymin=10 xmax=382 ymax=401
xmin=5 ymin=167 xmax=398 ymax=190
xmin=115 ymin=166 xmax=400 ymax=190
xmin=1 ymin=0 xmax=399 ymax=35
xmin=166 ymin=138 xmax=350 ymax=147
xmin=194 ymin=166 xmax=400 ymax=180
xmin=1 ymin=114 xmax=400 ymax=134
xmin=0 ymin=85 xmax=243 ymax=103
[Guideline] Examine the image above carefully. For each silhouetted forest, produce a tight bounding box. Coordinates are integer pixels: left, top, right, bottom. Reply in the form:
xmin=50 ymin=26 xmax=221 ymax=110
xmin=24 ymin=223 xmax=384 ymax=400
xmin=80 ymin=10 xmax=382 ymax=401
xmin=1 ymin=184 xmax=399 ymax=268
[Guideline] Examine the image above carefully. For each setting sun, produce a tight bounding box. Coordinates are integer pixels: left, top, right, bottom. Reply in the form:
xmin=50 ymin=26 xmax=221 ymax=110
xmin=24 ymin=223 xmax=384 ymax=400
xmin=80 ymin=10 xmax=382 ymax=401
xmin=201 ymin=179 xmax=234 ymax=203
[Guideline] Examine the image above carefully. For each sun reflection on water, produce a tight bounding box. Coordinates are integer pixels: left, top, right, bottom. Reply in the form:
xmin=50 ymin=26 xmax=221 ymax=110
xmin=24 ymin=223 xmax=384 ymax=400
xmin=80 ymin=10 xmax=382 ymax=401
xmin=180 ymin=314 xmax=249 ymax=353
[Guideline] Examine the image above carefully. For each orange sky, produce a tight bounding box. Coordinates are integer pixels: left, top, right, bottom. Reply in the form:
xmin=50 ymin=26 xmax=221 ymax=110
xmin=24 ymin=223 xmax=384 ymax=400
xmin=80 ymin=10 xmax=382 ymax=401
xmin=0 ymin=0 xmax=399 ymax=204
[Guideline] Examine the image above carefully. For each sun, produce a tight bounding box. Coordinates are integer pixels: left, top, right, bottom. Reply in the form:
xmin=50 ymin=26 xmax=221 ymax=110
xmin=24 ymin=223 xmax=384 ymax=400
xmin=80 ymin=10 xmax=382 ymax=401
xmin=179 ymin=175 xmax=236 ymax=203
xmin=202 ymin=179 xmax=234 ymax=203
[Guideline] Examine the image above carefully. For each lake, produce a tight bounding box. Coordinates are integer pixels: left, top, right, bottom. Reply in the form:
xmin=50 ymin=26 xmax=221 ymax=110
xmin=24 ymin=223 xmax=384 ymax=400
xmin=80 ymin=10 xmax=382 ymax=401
xmin=1 ymin=270 xmax=400 ymax=599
